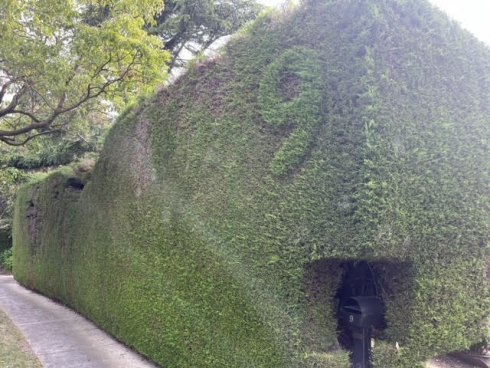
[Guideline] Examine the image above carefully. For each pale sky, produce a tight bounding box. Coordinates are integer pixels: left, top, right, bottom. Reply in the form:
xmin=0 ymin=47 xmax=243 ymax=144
xmin=258 ymin=0 xmax=490 ymax=46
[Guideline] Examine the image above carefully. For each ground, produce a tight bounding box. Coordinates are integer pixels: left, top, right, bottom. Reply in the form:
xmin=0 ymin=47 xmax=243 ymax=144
xmin=0 ymin=307 xmax=43 ymax=368
xmin=427 ymin=356 xmax=482 ymax=368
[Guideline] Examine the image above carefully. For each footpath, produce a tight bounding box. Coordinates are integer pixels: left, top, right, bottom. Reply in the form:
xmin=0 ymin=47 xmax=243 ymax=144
xmin=0 ymin=275 xmax=158 ymax=368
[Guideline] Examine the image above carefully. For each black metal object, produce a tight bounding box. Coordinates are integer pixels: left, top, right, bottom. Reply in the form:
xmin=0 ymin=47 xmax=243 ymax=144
xmin=336 ymin=262 xmax=386 ymax=368
xmin=340 ymin=296 xmax=385 ymax=368
xmin=341 ymin=296 xmax=385 ymax=329
xmin=351 ymin=327 xmax=371 ymax=368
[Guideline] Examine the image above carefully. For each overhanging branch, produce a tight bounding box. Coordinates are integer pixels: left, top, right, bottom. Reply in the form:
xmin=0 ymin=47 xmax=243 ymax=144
xmin=0 ymin=51 xmax=140 ymax=145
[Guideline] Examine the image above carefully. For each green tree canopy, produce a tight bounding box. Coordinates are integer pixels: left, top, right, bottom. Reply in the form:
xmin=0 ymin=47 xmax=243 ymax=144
xmin=0 ymin=0 xmax=170 ymax=146
xmin=149 ymin=0 xmax=262 ymax=70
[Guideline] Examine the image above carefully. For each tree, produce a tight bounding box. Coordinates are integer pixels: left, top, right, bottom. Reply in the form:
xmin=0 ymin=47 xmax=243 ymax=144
xmin=0 ymin=0 xmax=262 ymax=147
xmin=0 ymin=0 xmax=170 ymax=146
xmin=0 ymin=105 xmax=110 ymax=170
xmin=0 ymin=167 xmax=28 ymax=229
xmin=149 ymin=0 xmax=262 ymax=70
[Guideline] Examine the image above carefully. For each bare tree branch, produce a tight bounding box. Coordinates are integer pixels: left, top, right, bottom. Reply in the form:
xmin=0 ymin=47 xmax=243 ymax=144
xmin=0 ymin=0 xmax=169 ymax=147
xmin=0 ymin=51 xmax=140 ymax=145
xmin=9 ymin=109 xmax=42 ymax=123
xmin=0 ymin=129 xmax=60 ymax=146
xmin=0 ymin=85 xmax=28 ymax=117
xmin=0 ymin=78 xmax=18 ymax=104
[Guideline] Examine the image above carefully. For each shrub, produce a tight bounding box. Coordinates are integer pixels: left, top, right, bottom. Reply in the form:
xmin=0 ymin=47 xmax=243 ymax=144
xmin=0 ymin=249 xmax=13 ymax=273
xmin=12 ymin=1 xmax=490 ymax=367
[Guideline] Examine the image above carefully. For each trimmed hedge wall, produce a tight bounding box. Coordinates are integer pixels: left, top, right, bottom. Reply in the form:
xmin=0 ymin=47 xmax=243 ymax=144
xmin=13 ymin=1 xmax=489 ymax=367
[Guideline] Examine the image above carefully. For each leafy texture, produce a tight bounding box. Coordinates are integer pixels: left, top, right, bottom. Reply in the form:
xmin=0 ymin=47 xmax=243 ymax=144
xmin=258 ymin=47 xmax=324 ymax=176
xmin=0 ymin=167 xmax=28 ymax=232
xmin=13 ymin=1 xmax=490 ymax=367
xmin=149 ymin=0 xmax=262 ymax=70
xmin=0 ymin=0 xmax=169 ymax=145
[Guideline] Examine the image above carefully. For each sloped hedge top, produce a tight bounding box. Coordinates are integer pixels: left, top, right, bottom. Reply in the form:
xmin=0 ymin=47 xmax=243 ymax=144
xmin=13 ymin=1 xmax=489 ymax=367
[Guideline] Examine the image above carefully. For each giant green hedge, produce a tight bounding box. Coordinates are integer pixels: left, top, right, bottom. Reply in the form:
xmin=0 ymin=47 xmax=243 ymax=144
xmin=13 ymin=1 xmax=489 ymax=367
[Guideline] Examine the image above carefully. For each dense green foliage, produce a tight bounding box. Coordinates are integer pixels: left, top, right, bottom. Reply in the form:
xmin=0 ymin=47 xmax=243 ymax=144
xmin=13 ymin=1 xmax=489 ymax=367
xmin=0 ymin=0 xmax=169 ymax=145
xmin=0 ymin=231 xmax=11 ymax=254
xmin=258 ymin=46 xmax=324 ymax=176
xmin=0 ymin=168 xmax=29 ymax=229
xmin=149 ymin=0 xmax=262 ymax=69
xmin=0 ymin=126 xmax=103 ymax=171
xmin=0 ymin=248 xmax=13 ymax=272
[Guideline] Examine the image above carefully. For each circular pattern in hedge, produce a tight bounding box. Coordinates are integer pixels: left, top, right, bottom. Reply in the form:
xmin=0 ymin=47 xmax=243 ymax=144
xmin=258 ymin=47 xmax=324 ymax=176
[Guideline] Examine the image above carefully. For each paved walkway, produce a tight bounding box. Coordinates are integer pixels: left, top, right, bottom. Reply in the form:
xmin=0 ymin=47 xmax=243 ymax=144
xmin=0 ymin=275 xmax=159 ymax=368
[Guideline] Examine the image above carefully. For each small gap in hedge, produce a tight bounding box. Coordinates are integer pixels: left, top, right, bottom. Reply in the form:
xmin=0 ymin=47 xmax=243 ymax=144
xmin=66 ymin=177 xmax=85 ymax=191
xmin=335 ymin=260 xmax=387 ymax=351
xmin=303 ymin=258 xmax=413 ymax=355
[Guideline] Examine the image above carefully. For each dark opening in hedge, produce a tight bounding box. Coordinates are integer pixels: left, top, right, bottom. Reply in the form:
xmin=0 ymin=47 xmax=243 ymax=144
xmin=65 ymin=177 xmax=85 ymax=191
xmin=335 ymin=260 xmax=387 ymax=351
xmin=304 ymin=258 xmax=414 ymax=354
